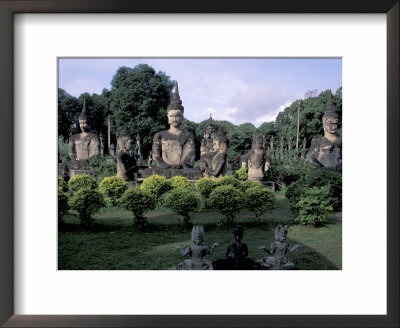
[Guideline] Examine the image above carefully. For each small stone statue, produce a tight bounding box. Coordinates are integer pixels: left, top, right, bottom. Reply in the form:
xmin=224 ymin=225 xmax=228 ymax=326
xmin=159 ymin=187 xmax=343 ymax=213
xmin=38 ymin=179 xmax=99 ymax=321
xmin=258 ymin=224 xmax=300 ymax=270
xmin=199 ymin=129 xmax=228 ymax=177
xmin=147 ymin=150 xmax=154 ymax=168
xmin=152 ymin=82 xmax=195 ymax=169
xmin=310 ymin=92 xmax=342 ymax=171
xmin=175 ymin=225 xmax=219 ymax=270
xmin=109 ymin=143 xmax=116 ymax=157
xmin=116 ymin=129 xmax=139 ymax=181
xmin=213 ymin=225 xmax=259 ymax=270
xmin=241 ymin=135 xmax=270 ymax=182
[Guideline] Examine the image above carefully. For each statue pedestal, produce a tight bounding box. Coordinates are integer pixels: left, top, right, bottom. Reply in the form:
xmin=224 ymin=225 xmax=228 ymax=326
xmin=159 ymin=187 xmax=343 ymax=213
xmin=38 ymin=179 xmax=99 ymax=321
xmin=139 ymin=167 xmax=202 ymax=180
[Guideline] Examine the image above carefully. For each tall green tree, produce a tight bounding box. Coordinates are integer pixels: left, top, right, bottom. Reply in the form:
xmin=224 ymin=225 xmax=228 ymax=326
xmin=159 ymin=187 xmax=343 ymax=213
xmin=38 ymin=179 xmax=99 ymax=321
xmin=58 ymin=88 xmax=78 ymax=140
xmin=108 ymin=64 xmax=174 ymax=157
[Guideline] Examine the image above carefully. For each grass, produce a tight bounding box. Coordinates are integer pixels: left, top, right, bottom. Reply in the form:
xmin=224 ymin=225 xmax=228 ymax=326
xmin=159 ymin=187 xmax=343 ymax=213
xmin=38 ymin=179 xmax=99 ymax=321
xmin=59 ymin=194 xmax=342 ymax=270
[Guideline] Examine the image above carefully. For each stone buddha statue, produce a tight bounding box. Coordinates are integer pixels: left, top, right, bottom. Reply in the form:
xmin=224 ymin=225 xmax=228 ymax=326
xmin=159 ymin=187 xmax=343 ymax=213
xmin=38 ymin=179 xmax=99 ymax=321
xmin=241 ymin=135 xmax=269 ymax=182
xmin=141 ymin=82 xmax=201 ymax=179
xmin=68 ymin=100 xmax=100 ymax=162
xmin=175 ymin=225 xmax=219 ymax=270
xmin=199 ymin=129 xmax=228 ymax=177
xmin=152 ymin=82 xmax=195 ymax=169
xmin=60 ymin=101 xmax=100 ymax=179
xmin=257 ymin=224 xmax=300 ymax=270
xmin=116 ymin=129 xmax=139 ymax=181
xmin=310 ymin=93 xmax=342 ymax=171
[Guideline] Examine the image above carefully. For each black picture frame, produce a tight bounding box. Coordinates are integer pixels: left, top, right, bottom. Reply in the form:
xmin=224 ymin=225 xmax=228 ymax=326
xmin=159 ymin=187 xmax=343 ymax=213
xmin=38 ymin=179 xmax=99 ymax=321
xmin=0 ymin=1 xmax=398 ymax=327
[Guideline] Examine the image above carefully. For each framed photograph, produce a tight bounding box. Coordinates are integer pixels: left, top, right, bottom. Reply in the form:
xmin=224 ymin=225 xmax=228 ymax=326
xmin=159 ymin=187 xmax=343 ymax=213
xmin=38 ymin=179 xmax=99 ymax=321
xmin=1 ymin=1 xmax=398 ymax=327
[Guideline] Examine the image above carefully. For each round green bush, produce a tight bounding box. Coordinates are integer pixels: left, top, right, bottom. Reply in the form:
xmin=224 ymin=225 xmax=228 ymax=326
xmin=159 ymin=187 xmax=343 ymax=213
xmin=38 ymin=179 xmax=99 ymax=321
xmin=245 ymin=187 xmax=276 ymax=222
xmin=285 ymin=179 xmax=306 ymax=212
xmin=164 ymin=187 xmax=202 ymax=226
xmin=58 ymin=178 xmax=68 ymax=192
xmin=140 ymin=174 xmax=170 ymax=198
xmin=99 ymin=176 xmax=128 ymax=206
xmin=120 ymin=188 xmax=156 ymax=228
xmin=169 ymin=176 xmax=192 ymax=190
xmin=68 ymin=174 xmax=98 ymax=193
xmin=295 ymin=186 xmax=333 ymax=226
xmin=194 ymin=177 xmax=218 ymax=199
xmin=208 ymin=185 xmax=244 ymax=224
xmin=234 ymin=167 xmax=248 ymax=181
xmin=217 ymin=175 xmax=241 ymax=189
xmin=68 ymin=188 xmax=105 ymax=226
xmin=239 ymin=180 xmax=263 ymax=192
xmin=58 ymin=189 xmax=69 ymax=221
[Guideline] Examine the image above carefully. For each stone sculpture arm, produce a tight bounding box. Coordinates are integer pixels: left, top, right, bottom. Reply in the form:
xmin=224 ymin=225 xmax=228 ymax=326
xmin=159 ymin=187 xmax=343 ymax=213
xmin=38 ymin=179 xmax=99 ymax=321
xmin=152 ymin=133 xmax=170 ymax=168
xmin=259 ymin=243 xmax=276 ymax=255
xmin=88 ymin=135 xmax=100 ymax=158
xmin=175 ymin=245 xmax=191 ymax=257
xmin=207 ymin=243 xmax=219 ymax=255
xmin=206 ymin=153 xmax=226 ymax=177
xmin=68 ymin=136 xmax=77 ymax=160
xmin=181 ymin=134 xmax=195 ymax=168
xmin=264 ymin=160 xmax=270 ymax=172
xmin=288 ymin=244 xmax=301 ymax=253
xmin=309 ymin=138 xmax=320 ymax=166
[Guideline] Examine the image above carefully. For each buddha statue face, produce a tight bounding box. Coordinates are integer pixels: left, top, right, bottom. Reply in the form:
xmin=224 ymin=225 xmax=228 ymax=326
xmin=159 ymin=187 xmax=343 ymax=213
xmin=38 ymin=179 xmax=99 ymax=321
xmin=79 ymin=119 xmax=89 ymax=133
xmin=193 ymin=233 xmax=203 ymax=245
xmin=167 ymin=109 xmax=183 ymax=129
xmin=323 ymin=117 xmax=339 ymax=135
xmin=253 ymin=137 xmax=264 ymax=151
xmin=118 ymin=136 xmax=133 ymax=152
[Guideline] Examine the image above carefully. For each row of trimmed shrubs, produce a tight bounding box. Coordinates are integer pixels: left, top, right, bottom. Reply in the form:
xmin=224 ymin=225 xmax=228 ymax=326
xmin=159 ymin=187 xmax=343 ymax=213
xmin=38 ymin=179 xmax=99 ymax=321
xmin=58 ymin=173 xmax=276 ymax=228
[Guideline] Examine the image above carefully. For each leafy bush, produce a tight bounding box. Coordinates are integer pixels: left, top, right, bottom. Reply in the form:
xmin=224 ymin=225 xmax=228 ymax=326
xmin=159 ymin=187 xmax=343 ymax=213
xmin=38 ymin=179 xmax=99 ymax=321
xmin=234 ymin=167 xmax=248 ymax=181
xmin=169 ymin=176 xmax=192 ymax=190
xmin=164 ymin=187 xmax=202 ymax=226
xmin=99 ymin=176 xmax=128 ymax=206
xmin=208 ymin=185 xmax=244 ymax=224
xmin=285 ymin=179 xmax=306 ymax=212
xmin=239 ymin=180 xmax=263 ymax=192
xmin=58 ymin=178 xmax=68 ymax=192
xmin=68 ymin=174 xmax=98 ymax=193
xmin=68 ymin=188 xmax=105 ymax=226
xmin=140 ymin=174 xmax=170 ymax=198
xmin=217 ymin=175 xmax=241 ymax=189
xmin=87 ymin=155 xmax=117 ymax=181
xmin=58 ymin=189 xmax=69 ymax=221
xmin=120 ymin=188 xmax=156 ymax=228
xmin=305 ymin=167 xmax=342 ymax=211
xmin=245 ymin=187 xmax=276 ymax=223
xmin=194 ymin=177 xmax=218 ymax=199
xmin=265 ymin=158 xmax=311 ymax=188
xmin=295 ymin=186 xmax=333 ymax=226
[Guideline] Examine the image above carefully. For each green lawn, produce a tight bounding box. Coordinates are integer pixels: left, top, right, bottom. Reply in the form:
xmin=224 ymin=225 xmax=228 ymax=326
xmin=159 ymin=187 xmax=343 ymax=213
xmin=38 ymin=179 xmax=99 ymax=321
xmin=58 ymin=195 xmax=341 ymax=270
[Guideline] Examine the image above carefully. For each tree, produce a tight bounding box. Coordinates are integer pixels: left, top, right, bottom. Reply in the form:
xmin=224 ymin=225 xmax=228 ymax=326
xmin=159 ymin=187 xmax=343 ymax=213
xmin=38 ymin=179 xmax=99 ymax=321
xmin=108 ymin=64 xmax=175 ymax=157
xmin=58 ymin=88 xmax=78 ymax=140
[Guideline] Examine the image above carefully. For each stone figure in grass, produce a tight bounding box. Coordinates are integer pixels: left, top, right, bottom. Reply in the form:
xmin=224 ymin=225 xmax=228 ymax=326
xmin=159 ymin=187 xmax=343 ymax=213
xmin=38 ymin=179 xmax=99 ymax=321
xmin=241 ymin=135 xmax=269 ymax=182
xmin=258 ymin=224 xmax=300 ymax=270
xmin=213 ymin=225 xmax=259 ymax=270
xmin=199 ymin=128 xmax=228 ymax=177
xmin=116 ymin=129 xmax=140 ymax=181
xmin=175 ymin=225 xmax=219 ymax=270
xmin=310 ymin=92 xmax=342 ymax=171
xmin=152 ymin=82 xmax=195 ymax=169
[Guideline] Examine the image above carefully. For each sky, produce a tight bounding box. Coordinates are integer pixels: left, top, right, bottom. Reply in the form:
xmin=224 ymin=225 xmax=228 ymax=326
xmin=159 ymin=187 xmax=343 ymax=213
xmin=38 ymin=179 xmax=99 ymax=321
xmin=58 ymin=58 xmax=341 ymax=127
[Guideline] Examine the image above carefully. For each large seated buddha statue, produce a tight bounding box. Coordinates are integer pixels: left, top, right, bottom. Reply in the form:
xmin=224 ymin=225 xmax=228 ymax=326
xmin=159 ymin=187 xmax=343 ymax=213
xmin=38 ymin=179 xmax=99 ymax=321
xmin=310 ymin=93 xmax=342 ymax=171
xmin=140 ymin=82 xmax=202 ymax=179
xmin=59 ymin=101 xmax=101 ymax=179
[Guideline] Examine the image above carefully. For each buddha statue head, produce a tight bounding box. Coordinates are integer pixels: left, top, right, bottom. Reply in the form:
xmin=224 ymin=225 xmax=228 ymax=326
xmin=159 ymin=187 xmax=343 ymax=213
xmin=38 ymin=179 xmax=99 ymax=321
xmin=78 ymin=100 xmax=90 ymax=133
xmin=252 ymin=135 xmax=265 ymax=151
xmin=212 ymin=129 xmax=228 ymax=154
xmin=233 ymin=225 xmax=244 ymax=242
xmin=204 ymin=114 xmax=216 ymax=138
xmin=117 ymin=128 xmax=133 ymax=153
xmin=167 ymin=82 xmax=184 ymax=130
xmin=274 ymin=224 xmax=288 ymax=242
xmin=191 ymin=225 xmax=205 ymax=245
xmin=322 ymin=93 xmax=339 ymax=135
